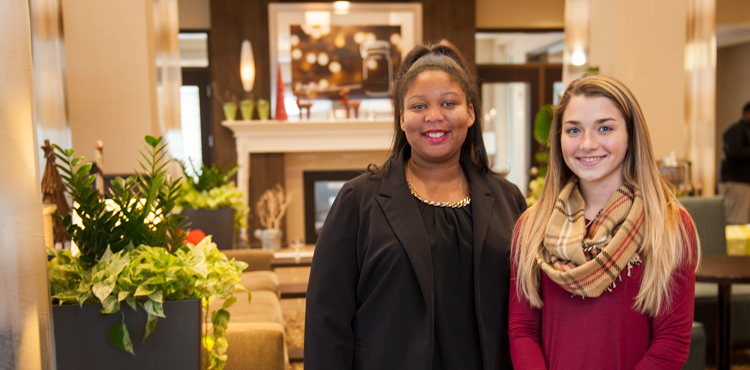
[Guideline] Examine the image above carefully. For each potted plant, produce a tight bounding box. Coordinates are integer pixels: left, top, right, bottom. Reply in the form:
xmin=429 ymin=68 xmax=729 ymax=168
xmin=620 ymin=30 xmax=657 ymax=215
xmin=175 ymin=162 xmax=249 ymax=250
xmin=48 ymin=135 xmax=248 ymax=370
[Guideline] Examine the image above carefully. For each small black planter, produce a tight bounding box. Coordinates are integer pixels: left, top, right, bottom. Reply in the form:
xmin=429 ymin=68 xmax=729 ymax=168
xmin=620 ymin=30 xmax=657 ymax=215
xmin=53 ymin=299 xmax=201 ymax=370
xmin=180 ymin=208 xmax=235 ymax=249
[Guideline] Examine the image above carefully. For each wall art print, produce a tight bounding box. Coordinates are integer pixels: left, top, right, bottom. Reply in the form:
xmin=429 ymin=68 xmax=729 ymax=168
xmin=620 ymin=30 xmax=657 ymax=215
xmin=290 ymin=25 xmax=402 ymax=99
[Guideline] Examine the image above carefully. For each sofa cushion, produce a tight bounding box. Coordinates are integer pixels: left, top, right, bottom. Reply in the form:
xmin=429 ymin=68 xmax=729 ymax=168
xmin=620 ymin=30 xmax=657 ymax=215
xmin=223 ymin=249 xmax=274 ymax=271
xmin=241 ymin=271 xmax=279 ymax=295
xmin=222 ymin=322 xmax=288 ymax=370
xmin=212 ymin=290 xmax=284 ymax=326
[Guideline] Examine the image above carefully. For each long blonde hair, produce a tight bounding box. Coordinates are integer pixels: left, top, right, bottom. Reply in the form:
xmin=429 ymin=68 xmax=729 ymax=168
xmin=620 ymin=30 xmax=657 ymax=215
xmin=513 ymin=75 xmax=700 ymax=316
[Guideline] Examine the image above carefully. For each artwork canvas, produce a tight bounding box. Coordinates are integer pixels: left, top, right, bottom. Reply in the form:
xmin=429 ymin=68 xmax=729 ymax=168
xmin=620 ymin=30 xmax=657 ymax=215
xmin=290 ymin=25 xmax=402 ymax=99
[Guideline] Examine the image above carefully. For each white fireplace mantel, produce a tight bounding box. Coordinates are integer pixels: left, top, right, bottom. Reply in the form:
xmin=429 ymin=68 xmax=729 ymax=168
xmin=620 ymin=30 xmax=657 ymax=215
xmin=222 ymin=118 xmax=394 ymax=206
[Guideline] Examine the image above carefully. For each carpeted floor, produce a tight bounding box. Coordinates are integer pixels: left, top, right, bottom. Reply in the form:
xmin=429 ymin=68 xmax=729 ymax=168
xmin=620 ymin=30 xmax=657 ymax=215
xmin=282 ymin=310 xmax=750 ymax=370
xmin=283 ymin=310 xmax=305 ymax=370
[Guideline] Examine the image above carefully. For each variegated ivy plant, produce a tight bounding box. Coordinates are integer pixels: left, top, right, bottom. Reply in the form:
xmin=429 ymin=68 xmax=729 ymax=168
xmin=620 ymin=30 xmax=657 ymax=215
xmin=48 ymin=136 xmax=249 ymax=370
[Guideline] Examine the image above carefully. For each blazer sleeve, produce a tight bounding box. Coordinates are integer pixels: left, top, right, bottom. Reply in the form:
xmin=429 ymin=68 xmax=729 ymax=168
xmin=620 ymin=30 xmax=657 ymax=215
xmin=508 ymin=218 xmax=548 ymax=370
xmin=304 ymin=182 xmax=361 ymax=370
xmin=634 ymin=211 xmax=697 ymax=370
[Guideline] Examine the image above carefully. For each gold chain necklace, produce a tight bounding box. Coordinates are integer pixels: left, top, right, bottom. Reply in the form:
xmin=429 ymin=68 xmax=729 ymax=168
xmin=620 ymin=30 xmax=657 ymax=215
xmin=407 ymin=181 xmax=471 ymax=208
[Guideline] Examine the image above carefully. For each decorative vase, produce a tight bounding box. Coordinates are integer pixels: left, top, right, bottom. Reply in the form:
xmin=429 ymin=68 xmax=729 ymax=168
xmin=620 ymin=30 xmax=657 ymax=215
xmin=223 ymin=102 xmax=238 ymax=121
xmin=53 ymin=300 xmax=201 ymax=370
xmin=239 ymin=99 xmax=255 ymax=120
xmin=257 ymin=99 xmax=270 ymax=120
xmin=254 ymin=228 xmax=282 ymax=251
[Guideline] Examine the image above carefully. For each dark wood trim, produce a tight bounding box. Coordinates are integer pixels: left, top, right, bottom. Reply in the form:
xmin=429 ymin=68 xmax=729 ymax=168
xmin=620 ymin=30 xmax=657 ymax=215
xmin=181 ymin=67 xmax=213 ymax=166
xmin=476 ymin=28 xmax=564 ymax=33
xmin=475 ymin=63 xmax=563 ymax=182
xmin=179 ymin=28 xmax=211 ymax=34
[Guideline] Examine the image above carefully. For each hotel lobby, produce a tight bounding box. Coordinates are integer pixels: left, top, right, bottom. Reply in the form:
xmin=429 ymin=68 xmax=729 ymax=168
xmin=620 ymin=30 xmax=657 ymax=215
xmin=2 ymin=0 xmax=750 ymax=369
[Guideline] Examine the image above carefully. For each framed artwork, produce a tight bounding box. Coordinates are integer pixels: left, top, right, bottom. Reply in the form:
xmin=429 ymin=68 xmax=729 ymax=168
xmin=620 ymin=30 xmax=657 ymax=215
xmin=269 ymin=3 xmax=423 ymax=115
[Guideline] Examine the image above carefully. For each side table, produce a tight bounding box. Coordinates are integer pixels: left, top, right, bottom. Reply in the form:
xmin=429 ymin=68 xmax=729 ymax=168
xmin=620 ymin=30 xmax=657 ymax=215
xmin=696 ymin=254 xmax=750 ymax=370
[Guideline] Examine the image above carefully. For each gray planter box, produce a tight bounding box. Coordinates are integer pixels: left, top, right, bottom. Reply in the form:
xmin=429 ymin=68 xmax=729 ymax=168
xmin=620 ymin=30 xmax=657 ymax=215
xmin=180 ymin=208 xmax=235 ymax=249
xmin=53 ymin=299 xmax=201 ymax=370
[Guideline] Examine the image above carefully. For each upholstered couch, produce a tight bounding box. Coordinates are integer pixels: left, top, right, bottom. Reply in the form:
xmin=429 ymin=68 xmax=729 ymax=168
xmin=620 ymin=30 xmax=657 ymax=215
xmin=210 ymin=249 xmax=289 ymax=370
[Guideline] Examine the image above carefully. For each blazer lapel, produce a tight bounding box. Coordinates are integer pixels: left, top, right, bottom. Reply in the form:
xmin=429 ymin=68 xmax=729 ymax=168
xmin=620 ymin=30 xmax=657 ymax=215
xmin=375 ymin=151 xmax=434 ymax=310
xmin=462 ymin=156 xmax=494 ymax=269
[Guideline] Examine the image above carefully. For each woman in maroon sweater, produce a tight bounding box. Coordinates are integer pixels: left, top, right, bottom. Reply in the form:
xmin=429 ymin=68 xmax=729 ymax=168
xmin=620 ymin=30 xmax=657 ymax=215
xmin=509 ymin=75 xmax=700 ymax=370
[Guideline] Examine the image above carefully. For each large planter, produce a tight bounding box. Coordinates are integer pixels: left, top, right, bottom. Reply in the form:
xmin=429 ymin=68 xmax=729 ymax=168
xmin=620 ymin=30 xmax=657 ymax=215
xmin=53 ymin=299 xmax=201 ymax=370
xmin=180 ymin=208 xmax=235 ymax=249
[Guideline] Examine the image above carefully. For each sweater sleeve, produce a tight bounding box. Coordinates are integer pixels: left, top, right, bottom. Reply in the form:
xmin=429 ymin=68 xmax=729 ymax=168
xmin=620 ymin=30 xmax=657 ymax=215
xmin=634 ymin=211 xmax=697 ymax=370
xmin=508 ymin=219 xmax=548 ymax=370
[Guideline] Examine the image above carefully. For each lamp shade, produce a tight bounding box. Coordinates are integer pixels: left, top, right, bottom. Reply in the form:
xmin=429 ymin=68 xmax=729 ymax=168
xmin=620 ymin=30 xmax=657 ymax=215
xmin=240 ymin=40 xmax=255 ymax=93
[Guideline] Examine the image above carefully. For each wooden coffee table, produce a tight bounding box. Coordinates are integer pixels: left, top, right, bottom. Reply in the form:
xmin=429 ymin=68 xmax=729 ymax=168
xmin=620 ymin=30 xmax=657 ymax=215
xmin=696 ymin=254 xmax=750 ymax=370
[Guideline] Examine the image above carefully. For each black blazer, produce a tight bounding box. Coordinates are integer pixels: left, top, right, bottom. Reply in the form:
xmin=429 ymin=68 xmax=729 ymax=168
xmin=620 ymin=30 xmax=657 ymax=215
xmin=304 ymin=150 xmax=527 ymax=370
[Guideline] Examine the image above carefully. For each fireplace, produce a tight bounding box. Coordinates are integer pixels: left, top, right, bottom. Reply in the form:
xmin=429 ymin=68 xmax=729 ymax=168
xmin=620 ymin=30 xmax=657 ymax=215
xmin=303 ymin=170 xmax=364 ymax=243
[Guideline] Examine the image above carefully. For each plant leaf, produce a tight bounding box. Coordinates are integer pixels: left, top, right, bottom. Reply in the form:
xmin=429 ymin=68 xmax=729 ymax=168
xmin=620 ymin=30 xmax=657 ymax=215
xmin=147 ymin=290 xmax=163 ymax=303
xmin=221 ymin=295 xmax=237 ymax=310
xmin=211 ymin=309 xmax=230 ymax=338
xmin=143 ymin=298 xmax=166 ymax=318
xmin=118 ymin=290 xmax=131 ymax=302
xmin=71 ymin=156 xmax=85 ymax=167
xmin=125 ymin=295 xmax=137 ymax=311
xmin=75 ymin=163 xmax=93 ymax=180
xmin=108 ymin=313 xmax=134 ymax=355
xmin=93 ymin=280 xmax=116 ymax=303
xmin=99 ymin=295 xmax=119 ymax=314
xmin=215 ymin=336 xmax=228 ymax=355
xmin=144 ymin=135 xmax=161 ymax=147
xmin=142 ymin=312 xmax=158 ymax=343
xmin=202 ymin=335 xmax=214 ymax=352
xmin=134 ymin=284 xmax=157 ymax=297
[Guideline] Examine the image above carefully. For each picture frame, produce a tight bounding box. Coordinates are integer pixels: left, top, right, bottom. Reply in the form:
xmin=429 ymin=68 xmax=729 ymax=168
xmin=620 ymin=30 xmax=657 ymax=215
xmin=268 ymin=3 xmax=423 ymax=117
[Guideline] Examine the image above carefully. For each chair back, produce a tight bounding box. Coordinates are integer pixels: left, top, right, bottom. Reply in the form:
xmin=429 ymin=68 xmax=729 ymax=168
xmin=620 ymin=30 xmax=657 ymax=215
xmin=677 ymin=196 xmax=727 ymax=255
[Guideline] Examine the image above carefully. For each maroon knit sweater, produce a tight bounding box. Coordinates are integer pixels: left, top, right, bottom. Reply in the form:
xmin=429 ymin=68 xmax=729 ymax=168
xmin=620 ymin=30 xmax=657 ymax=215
xmin=509 ymin=210 xmax=697 ymax=370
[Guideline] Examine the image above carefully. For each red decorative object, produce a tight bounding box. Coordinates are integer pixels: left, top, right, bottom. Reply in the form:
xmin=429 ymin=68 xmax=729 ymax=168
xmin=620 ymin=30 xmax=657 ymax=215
xmin=275 ymin=65 xmax=288 ymax=120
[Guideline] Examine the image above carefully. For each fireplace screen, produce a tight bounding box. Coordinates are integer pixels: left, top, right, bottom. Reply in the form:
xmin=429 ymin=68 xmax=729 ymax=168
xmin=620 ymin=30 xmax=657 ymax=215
xmin=303 ymin=170 xmax=363 ymax=244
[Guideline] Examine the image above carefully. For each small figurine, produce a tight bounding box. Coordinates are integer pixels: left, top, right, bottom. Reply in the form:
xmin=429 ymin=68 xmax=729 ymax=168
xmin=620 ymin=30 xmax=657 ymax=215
xmin=339 ymin=88 xmax=362 ymax=119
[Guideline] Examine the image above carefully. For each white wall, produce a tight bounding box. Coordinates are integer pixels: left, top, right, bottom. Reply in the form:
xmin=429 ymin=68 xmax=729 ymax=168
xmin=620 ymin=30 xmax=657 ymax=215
xmin=61 ymin=0 xmax=160 ymax=174
xmin=588 ymin=0 xmax=688 ymax=162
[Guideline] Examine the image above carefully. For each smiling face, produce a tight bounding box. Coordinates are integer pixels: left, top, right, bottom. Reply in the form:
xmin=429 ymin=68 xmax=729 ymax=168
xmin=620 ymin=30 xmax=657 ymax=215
xmin=400 ymin=70 xmax=475 ymax=167
xmin=560 ymin=95 xmax=629 ymax=193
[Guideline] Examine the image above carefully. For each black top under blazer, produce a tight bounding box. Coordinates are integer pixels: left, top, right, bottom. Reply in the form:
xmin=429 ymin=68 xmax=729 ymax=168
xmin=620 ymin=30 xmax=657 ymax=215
xmin=304 ymin=149 xmax=527 ymax=370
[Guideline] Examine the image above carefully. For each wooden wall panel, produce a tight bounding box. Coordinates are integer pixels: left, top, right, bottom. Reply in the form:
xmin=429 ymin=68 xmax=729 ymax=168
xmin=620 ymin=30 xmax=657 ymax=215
xmin=248 ymin=153 xmax=286 ymax=242
xmin=209 ymin=0 xmax=272 ymax=169
xmin=416 ymin=0 xmax=476 ymax=66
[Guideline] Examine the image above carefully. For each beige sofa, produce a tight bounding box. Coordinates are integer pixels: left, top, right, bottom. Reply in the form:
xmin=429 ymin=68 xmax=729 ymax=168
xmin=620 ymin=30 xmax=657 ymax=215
xmin=210 ymin=249 xmax=289 ymax=370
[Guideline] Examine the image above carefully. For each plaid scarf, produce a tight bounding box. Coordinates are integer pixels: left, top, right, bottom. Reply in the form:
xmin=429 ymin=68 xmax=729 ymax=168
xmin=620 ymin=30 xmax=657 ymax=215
xmin=537 ymin=179 xmax=644 ymax=298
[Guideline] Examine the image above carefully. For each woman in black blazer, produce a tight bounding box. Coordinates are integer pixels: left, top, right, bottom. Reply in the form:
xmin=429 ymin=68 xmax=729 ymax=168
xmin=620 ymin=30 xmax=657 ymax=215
xmin=304 ymin=40 xmax=527 ymax=370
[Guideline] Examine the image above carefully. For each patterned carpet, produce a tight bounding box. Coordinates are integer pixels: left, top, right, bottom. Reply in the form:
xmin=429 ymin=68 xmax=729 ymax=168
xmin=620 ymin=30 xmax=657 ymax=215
xmin=282 ymin=310 xmax=750 ymax=370
xmin=283 ymin=310 xmax=305 ymax=370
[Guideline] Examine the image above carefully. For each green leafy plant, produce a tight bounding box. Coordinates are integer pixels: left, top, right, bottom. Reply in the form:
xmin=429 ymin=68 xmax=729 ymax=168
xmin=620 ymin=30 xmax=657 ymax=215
xmin=53 ymin=136 xmax=184 ymax=267
xmin=49 ymin=136 xmax=249 ymax=370
xmin=49 ymin=237 xmax=249 ymax=369
xmin=176 ymin=162 xmax=249 ymax=228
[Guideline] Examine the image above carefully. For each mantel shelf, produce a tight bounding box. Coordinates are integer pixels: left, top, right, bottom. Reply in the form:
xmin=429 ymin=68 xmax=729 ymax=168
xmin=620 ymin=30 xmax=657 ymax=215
xmin=222 ymin=118 xmax=394 ymax=153
xmin=222 ymin=118 xmax=394 ymax=208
